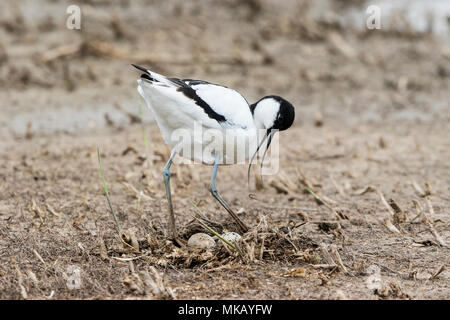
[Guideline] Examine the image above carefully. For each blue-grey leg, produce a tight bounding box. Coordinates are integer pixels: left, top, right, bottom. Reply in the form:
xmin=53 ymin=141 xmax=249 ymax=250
xmin=209 ymin=154 xmax=249 ymax=233
xmin=162 ymin=148 xmax=178 ymax=240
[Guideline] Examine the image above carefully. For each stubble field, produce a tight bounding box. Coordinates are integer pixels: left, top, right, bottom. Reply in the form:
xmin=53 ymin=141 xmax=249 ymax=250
xmin=0 ymin=0 xmax=449 ymax=299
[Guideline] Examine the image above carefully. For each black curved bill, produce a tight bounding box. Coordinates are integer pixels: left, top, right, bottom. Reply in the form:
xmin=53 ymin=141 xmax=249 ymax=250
xmin=247 ymin=129 xmax=275 ymax=189
xmin=247 ymin=131 xmax=269 ymax=189
xmin=259 ymin=129 xmax=275 ymax=186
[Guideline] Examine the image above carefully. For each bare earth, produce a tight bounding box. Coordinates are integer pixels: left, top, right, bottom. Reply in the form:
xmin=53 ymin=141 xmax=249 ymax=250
xmin=0 ymin=0 xmax=449 ymax=299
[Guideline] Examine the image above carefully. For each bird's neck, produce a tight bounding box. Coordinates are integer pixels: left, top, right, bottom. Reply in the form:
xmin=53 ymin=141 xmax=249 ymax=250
xmin=250 ymin=102 xmax=266 ymax=130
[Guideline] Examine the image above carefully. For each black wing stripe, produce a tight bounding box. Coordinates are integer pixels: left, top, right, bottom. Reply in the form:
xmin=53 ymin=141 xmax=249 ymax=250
xmin=182 ymin=79 xmax=213 ymax=86
xmin=140 ymin=74 xmax=154 ymax=81
xmin=132 ymin=64 xmax=227 ymax=123
xmin=176 ymin=85 xmax=226 ymax=123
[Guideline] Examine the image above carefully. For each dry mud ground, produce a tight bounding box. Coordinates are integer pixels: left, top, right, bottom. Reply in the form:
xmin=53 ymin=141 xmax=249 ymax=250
xmin=0 ymin=0 xmax=449 ymax=299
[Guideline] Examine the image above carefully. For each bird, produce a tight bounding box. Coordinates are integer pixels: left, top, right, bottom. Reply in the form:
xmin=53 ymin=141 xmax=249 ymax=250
xmin=132 ymin=64 xmax=295 ymax=243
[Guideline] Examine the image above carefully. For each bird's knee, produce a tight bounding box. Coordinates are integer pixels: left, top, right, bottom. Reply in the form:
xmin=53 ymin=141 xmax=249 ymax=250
xmin=209 ymin=184 xmax=218 ymax=196
xmin=162 ymin=168 xmax=171 ymax=179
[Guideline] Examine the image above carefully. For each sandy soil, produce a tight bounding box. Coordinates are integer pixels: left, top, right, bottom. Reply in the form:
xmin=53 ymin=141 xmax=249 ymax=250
xmin=0 ymin=0 xmax=449 ymax=299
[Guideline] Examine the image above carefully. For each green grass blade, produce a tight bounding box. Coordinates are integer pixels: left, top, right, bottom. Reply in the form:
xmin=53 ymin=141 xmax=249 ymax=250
xmin=97 ymin=146 xmax=121 ymax=234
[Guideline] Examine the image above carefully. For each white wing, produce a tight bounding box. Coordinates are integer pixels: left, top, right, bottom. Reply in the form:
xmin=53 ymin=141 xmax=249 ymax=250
xmin=133 ymin=65 xmax=254 ymax=130
xmin=190 ymin=83 xmax=255 ymax=130
xmin=137 ymin=80 xmax=223 ymax=132
xmin=135 ymin=65 xmax=259 ymax=164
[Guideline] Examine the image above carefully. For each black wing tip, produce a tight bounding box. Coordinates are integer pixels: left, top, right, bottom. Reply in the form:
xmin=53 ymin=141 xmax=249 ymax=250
xmin=141 ymin=73 xmax=154 ymax=81
xmin=131 ymin=64 xmax=149 ymax=74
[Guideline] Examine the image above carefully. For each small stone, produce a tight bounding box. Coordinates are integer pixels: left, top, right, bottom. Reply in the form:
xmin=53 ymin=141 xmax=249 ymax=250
xmin=187 ymin=233 xmax=216 ymax=249
xmin=415 ymin=271 xmax=431 ymax=280
xmin=221 ymin=232 xmax=242 ymax=244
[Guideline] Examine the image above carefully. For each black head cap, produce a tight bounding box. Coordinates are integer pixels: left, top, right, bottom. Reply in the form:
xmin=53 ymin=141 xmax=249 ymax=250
xmin=269 ymin=96 xmax=295 ymax=131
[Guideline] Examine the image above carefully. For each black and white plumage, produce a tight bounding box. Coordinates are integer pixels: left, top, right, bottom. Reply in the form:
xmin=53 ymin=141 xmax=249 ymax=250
xmin=133 ymin=64 xmax=295 ymax=241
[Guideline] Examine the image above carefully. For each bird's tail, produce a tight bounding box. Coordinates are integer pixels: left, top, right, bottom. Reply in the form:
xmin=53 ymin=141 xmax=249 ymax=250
xmin=131 ymin=64 xmax=172 ymax=85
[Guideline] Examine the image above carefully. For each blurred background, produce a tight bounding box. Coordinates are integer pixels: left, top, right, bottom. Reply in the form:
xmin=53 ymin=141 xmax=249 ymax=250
xmin=0 ymin=0 xmax=449 ymax=140
xmin=1 ymin=0 xmax=450 ymax=300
